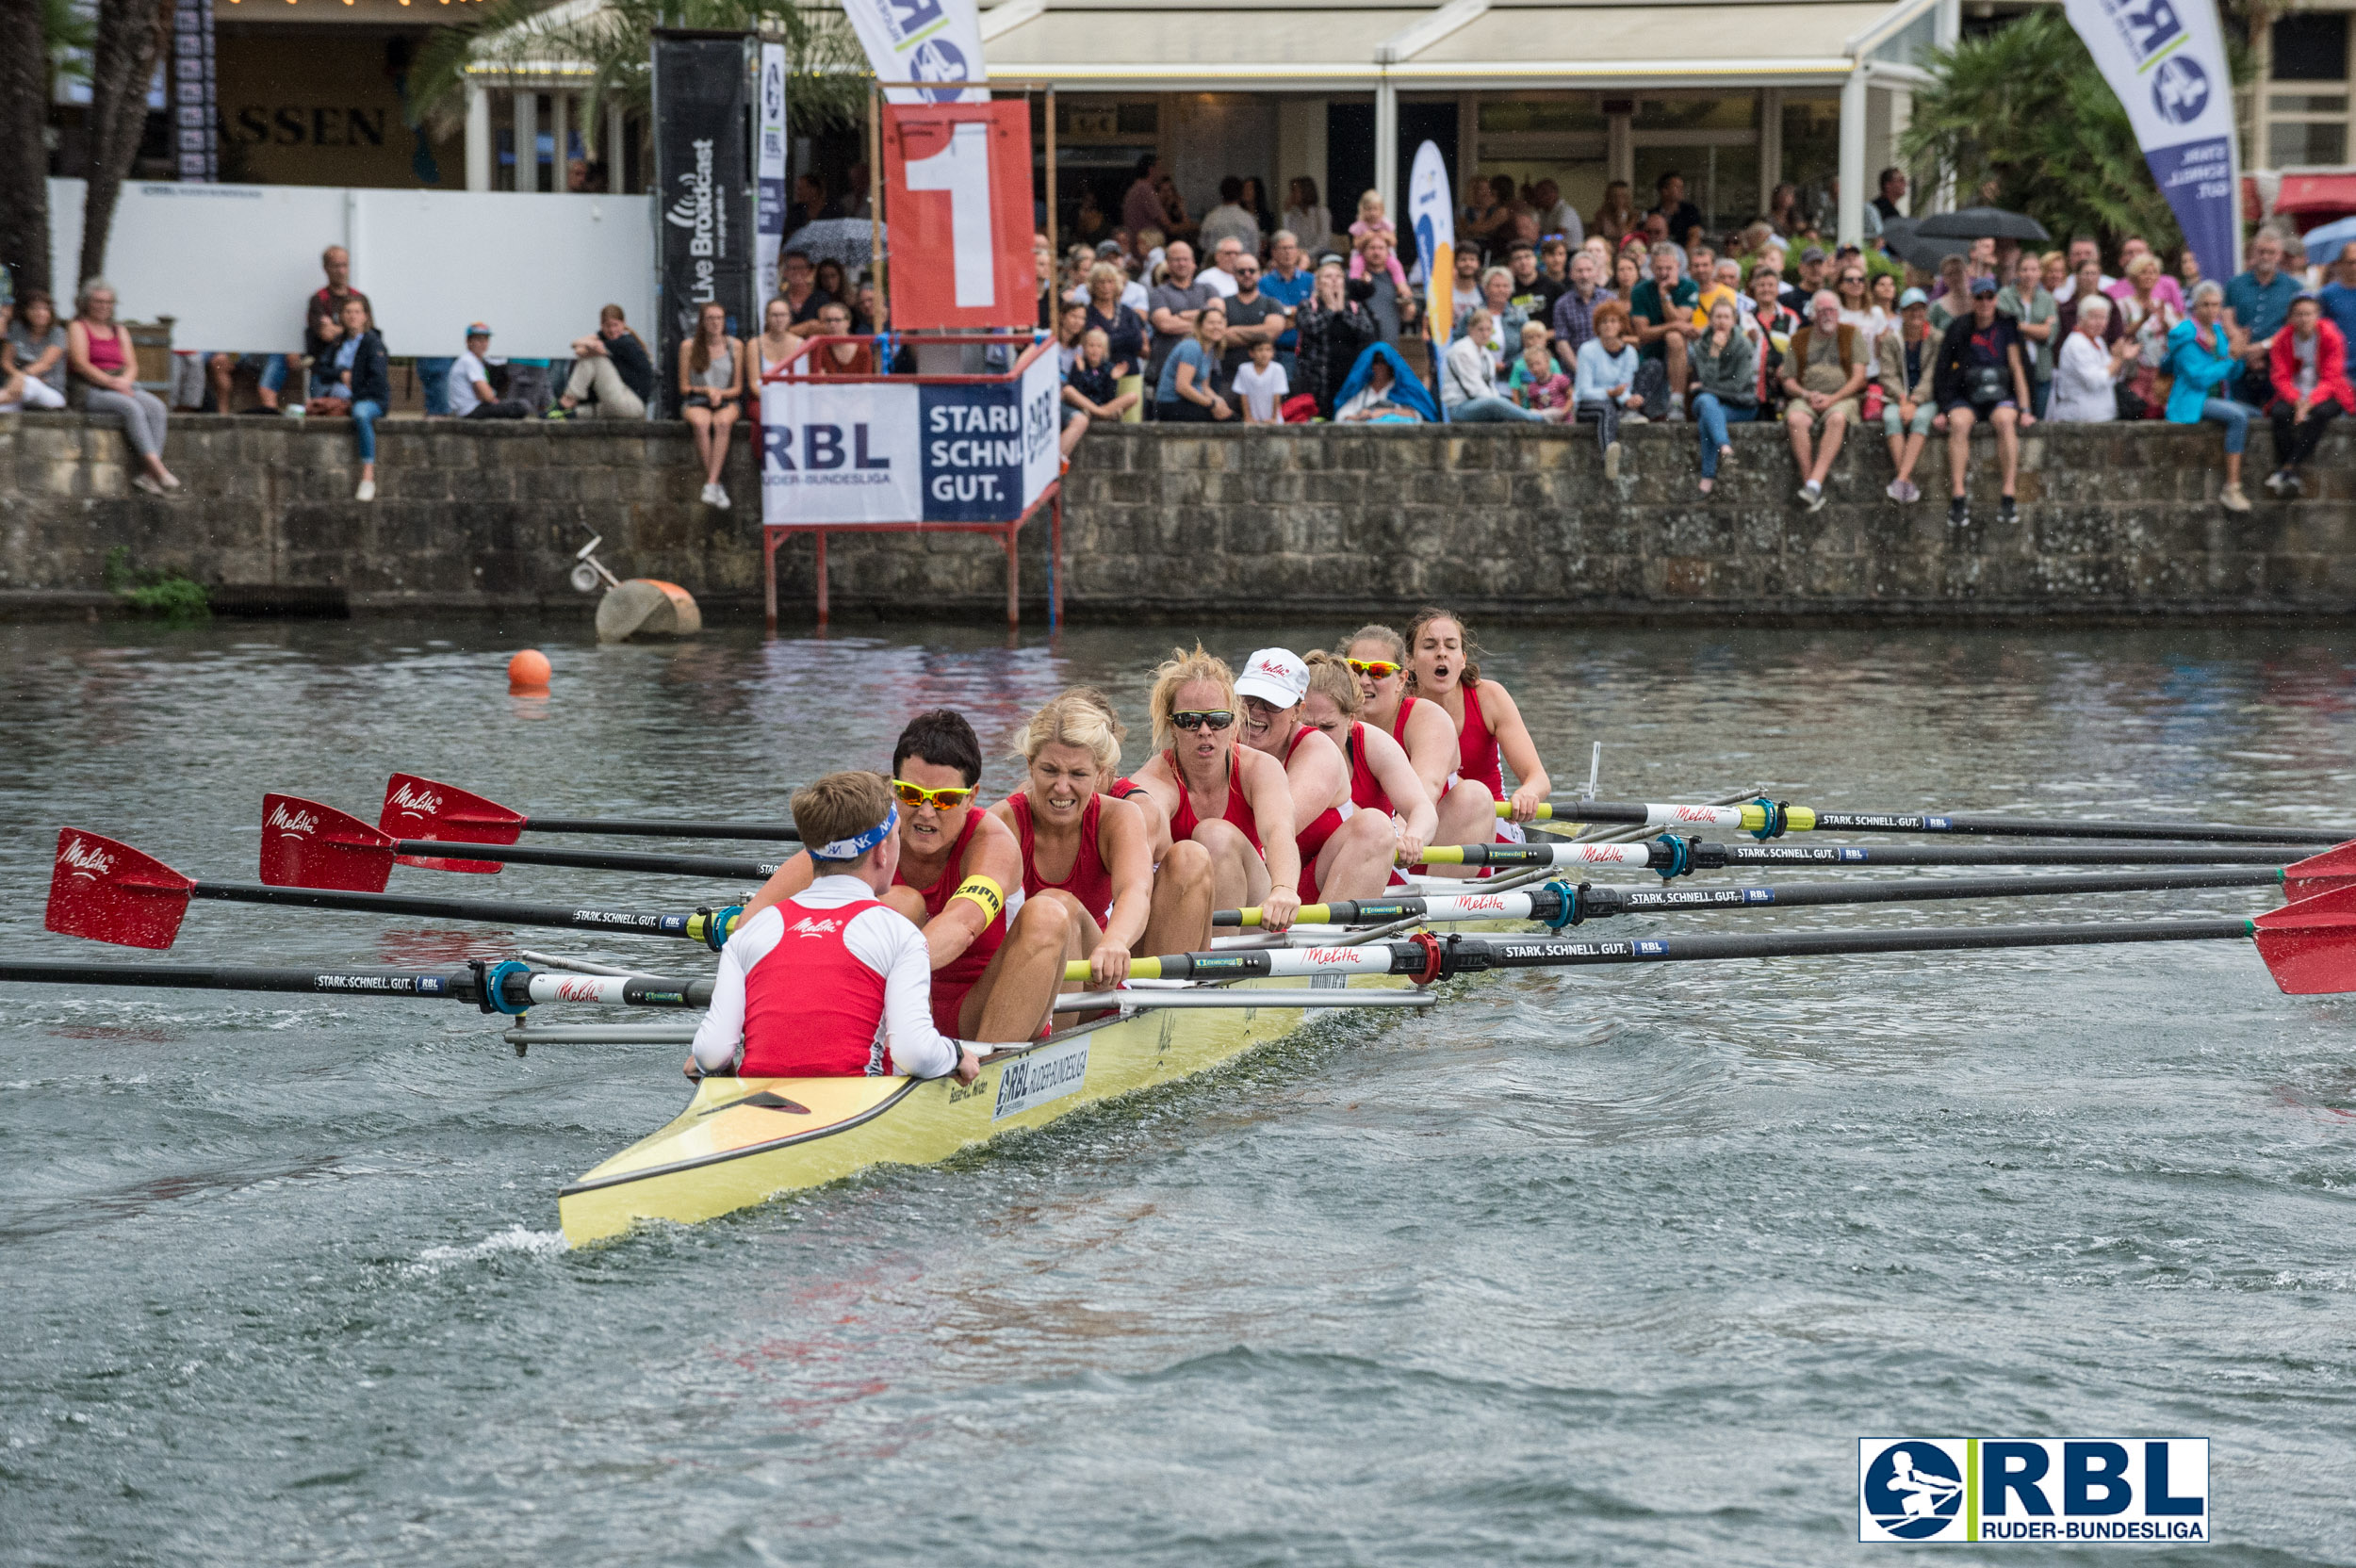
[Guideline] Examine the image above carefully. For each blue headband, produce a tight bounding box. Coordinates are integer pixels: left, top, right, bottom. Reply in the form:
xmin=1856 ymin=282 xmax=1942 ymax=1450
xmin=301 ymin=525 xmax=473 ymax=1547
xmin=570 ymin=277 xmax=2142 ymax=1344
xmin=810 ymin=804 xmax=896 ymax=862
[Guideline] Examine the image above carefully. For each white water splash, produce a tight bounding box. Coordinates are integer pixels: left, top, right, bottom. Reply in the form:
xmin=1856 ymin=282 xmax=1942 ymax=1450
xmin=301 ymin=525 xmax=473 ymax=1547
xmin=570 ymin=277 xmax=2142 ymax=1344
xmin=404 ymin=1225 xmax=565 ymax=1276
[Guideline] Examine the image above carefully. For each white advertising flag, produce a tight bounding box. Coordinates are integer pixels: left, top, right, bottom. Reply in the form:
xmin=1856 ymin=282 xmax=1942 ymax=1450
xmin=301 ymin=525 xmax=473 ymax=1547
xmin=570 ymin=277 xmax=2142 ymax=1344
xmin=1407 ymin=140 xmax=1455 ymax=339
xmin=754 ymin=43 xmax=788 ymax=304
xmin=2062 ymin=0 xmax=2240 ymax=280
xmin=841 ymin=0 xmax=990 ymax=105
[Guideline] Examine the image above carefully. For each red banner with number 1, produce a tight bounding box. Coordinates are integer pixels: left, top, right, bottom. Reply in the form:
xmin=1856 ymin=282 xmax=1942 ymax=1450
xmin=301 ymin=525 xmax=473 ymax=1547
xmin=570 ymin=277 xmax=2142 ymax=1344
xmin=882 ymin=101 xmax=1037 ymax=331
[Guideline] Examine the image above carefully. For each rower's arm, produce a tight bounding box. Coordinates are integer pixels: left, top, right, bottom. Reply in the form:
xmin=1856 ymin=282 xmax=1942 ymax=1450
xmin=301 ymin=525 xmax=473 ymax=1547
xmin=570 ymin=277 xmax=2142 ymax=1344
xmin=1098 ymin=796 xmax=1154 ymax=953
xmin=1484 ymin=681 xmax=1553 ymax=818
xmin=1404 ymin=701 xmax=1463 ymax=803
xmin=860 ymin=907 xmax=979 ymax=1080
xmin=1242 ymin=748 xmax=1301 ymax=892
xmin=924 ymin=813 xmax=1024 ymax=971
xmin=1284 ymin=731 xmax=1347 ymax=829
xmin=1364 ymin=725 xmax=1439 ymax=848
xmin=739 ymin=850 xmax=817 ymax=923
xmin=688 ymin=915 xmax=761 ymax=1071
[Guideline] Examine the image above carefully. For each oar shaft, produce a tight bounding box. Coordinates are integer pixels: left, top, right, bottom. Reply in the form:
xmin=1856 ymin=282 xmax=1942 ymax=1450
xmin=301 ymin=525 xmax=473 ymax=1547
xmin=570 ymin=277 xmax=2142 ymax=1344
xmin=1421 ymin=840 xmax=2307 ymax=871
xmin=1564 ymin=797 xmax=2345 ymax=845
xmin=394 ymin=841 xmax=785 ymax=881
xmin=190 ymin=880 xmax=736 ymax=944
xmin=521 ymin=816 xmax=800 ymax=842
xmin=0 ymin=958 xmax=712 ymax=1008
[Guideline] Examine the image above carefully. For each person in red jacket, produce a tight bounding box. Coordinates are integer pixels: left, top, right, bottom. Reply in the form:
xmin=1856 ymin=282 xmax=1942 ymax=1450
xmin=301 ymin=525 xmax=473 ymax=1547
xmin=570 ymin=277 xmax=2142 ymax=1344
xmin=2264 ymin=294 xmax=2354 ymax=498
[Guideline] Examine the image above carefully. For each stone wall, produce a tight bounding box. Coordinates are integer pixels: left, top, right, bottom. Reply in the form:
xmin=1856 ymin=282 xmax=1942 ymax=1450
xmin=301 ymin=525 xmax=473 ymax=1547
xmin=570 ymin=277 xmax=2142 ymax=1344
xmin=3 ymin=409 xmax=2352 ymax=623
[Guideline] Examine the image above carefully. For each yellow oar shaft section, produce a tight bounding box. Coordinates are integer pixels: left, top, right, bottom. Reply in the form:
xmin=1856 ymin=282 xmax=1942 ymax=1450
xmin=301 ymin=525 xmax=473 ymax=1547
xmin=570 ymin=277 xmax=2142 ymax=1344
xmin=1229 ymin=905 xmax=1336 ymax=928
xmin=1062 ymin=956 xmax=1166 ymax=983
xmin=1495 ymin=802 xmax=1557 ymax=819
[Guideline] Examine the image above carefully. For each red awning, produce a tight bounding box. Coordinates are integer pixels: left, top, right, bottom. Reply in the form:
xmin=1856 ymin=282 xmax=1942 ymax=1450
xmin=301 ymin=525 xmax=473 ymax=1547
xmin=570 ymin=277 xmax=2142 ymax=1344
xmin=2273 ymin=172 xmax=2356 ymax=215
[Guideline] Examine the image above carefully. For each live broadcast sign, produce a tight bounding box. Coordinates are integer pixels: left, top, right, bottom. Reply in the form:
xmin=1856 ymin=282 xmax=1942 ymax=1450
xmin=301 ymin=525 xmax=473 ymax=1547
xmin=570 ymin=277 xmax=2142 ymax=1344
xmin=881 ymin=101 xmax=1036 ymax=330
xmin=759 ymin=349 xmax=1059 ymax=524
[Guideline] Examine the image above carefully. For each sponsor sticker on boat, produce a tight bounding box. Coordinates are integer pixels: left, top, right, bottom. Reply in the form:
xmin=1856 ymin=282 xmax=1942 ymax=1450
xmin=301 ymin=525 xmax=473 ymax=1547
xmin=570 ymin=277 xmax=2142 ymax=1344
xmin=991 ymin=1035 xmax=1088 ymax=1120
xmin=1857 ymin=1438 xmax=2209 ymax=1544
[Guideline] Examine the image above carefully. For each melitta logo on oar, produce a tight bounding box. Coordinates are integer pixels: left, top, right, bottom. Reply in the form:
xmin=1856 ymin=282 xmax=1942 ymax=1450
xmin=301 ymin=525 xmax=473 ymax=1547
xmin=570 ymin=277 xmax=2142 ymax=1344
xmin=265 ymin=800 xmax=320 ymax=838
xmin=384 ymin=781 xmax=443 ymax=819
xmin=57 ymin=836 xmax=117 ymax=878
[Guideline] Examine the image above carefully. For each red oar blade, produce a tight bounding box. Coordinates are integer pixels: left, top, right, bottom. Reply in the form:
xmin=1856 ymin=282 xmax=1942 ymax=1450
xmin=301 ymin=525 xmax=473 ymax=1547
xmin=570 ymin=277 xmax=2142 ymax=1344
xmin=259 ymin=794 xmax=396 ymax=891
xmin=45 ymin=828 xmax=195 ymax=949
xmin=2282 ymin=841 xmax=2356 ymax=902
xmin=380 ymin=774 xmax=523 ymax=874
xmin=2253 ymin=883 xmax=2356 ymax=994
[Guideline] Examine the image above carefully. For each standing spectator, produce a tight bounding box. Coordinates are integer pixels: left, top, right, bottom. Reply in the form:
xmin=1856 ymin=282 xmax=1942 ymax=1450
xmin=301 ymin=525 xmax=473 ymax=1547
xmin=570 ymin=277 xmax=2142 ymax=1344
xmin=1154 ymin=176 xmax=1198 ymax=248
xmin=2047 ymin=294 xmax=2134 ymax=424
xmin=1996 ymin=251 xmax=2059 ymax=416
xmin=1083 ymin=262 xmax=1149 ymax=408
xmin=678 ymin=300 xmax=744 ymax=508
xmin=1689 ymin=297 xmax=1758 ymax=496
xmin=1453 ymin=267 xmax=1527 ymax=372
xmin=2052 ymin=236 xmax=2112 ymax=302
xmin=1781 ymin=247 xmax=1830 ymax=318
xmin=1200 ymin=177 xmax=1262 ymax=259
xmin=1629 ymin=241 xmax=1698 ymax=417
xmin=1872 ymin=167 xmax=1906 ymax=228
xmin=1034 ymin=232 xmax=1058 ymax=328
xmin=1350 ymin=225 xmax=1412 ymax=295
xmin=1145 ymin=240 xmax=1215 ymax=393
xmin=2179 ymin=245 xmax=2205 ymax=297
xmin=1766 ymin=182 xmax=1804 ymax=241
xmin=1441 ymin=309 xmax=1542 ymax=423
xmin=325 ymin=295 xmax=389 ymax=502
xmin=1294 ymin=259 xmax=1379 ymax=416
xmin=2262 ymin=294 xmax=2352 ymax=496
xmin=1122 ymin=156 xmax=1166 ymax=251
xmin=1282 ymin=178 xmax=1332 ymax=253
xmin=1507 ymin=319 xmax=1572 ymax=420
xmin=2165 ymin=282 xmax=2256 ymax=512
xmin=447 ymin=323 xmax=529 ymax=420
xmin=1539 ymin=235 xmax=1573 ymax=297
xmin=1532 ymin=178 xmax=1583 ymax=249
xmin=301 ymin=308 xmax=351 ymax=415
xmin=2225 ymin=231 xmax=2301 ymax=407
xmin=66 ymin=278 xmax=180 ymax=495
xmin=553 ymin=303 xmax=654 ymax=419
xmin=2106 ymin=237 xmax=2186 ymax=313
xmin=1073 ymin=187 xmax=1108 ymax=245
xmin=1461 ymin=175 xmax=1517 ymax=254
xmin=1651 ymin=172 xmax=1702 ymax=252
xmin=1931 ymin=276 xmax=2035 ymax=526
xmin=776 ymin=250 xmax=829 ymax=325
xmin=2055 ymin=256 xmax=2125 ymax=351
xmin=1504 ymin=241 xmax=1561 ymax=333
xmin=1574 ymin=301 xmax=1644 ymax=478
xmin=1878 ymin=286 xmax=1939 ymax=502
xmin=1260 ymin=231 xmax=1317 ymax=375
xmin=1833 ymin=261 xmax=1883 ymax=350
xmin=2112 ymin=254 xmax=2183 ymax=419
xmin=1926 ymin=254 xmax=1972 ymax=332
xmin=1238 ymin=177 xmax=1276 ymax=243
xmin=5 ymin=290 xmax=68 ymax=409
xmin=1202 ymin=236 xmax=1246 ymax=300
xmin=1746 ymin=261 xmax=1801 ymax=411
xmin=1967 ymin=236 xmax=2000 ymax=282
xmin=1551 ymin=248 xmax=1611 ymax=366
xmin=1780 ymin=290 xmax=1865 ymax=512
xmin=1156 ymin=302 xmax=1232 ymax=422
xmin=785 ymin=172 xmax=831 ymax=232
xmin=1693 ymin=257 xmax=1743 ymax=331
xmin=1065 ymin=326 xmax=1140 ymax=427
xmin=812 ymin=258 xmax=853 ymax=314
xmin=1591 ymin=181 xmax=1638 ymax=249
xmin=1232 ymin=336 xmax=1290 ymax=424
xmin=1358 ymin=234 xmax=1409 ymax=341
xmin=2316 ymin=242 xmax=2356 ymax=347
xmin=1055 ymin=299 xmax=1090 ymax=375
xmin=1217 ymin=254 xmax=1287 ymax=378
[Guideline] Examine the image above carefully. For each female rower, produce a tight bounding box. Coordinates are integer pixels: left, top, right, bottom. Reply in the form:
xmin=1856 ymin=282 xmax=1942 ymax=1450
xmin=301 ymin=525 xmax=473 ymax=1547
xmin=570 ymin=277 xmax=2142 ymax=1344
xmin=1127 ymin=645 xmax=1301 ymax=929
xmin=1339 ymin=623 xmax=1495 ymax=871
xmin=1065 ymin=685 xmax=1173 ymax=864
xmin=1403 ymin=608 xmax=1552 ymax=828
xmin=1298 ymin=651 xmax=1435 ymax=879
xmin=1236 ymin=647 xmax=1401 ymax=904
xmin=989 ymin=692 xmax=1214 ymax=985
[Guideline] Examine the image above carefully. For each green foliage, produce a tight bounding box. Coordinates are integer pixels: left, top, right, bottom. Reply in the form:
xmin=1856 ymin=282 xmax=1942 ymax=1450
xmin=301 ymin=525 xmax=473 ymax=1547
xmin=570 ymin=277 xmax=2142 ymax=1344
xmin=404 ymin=0 xmax=869 ymax=152
xmin=103 ymin=545 xmax=210 ymax=621
xmin=1900 ymin=8 xmax=2250 ymax=257
xmin=42 ymin=0 xmax=95 ymax=90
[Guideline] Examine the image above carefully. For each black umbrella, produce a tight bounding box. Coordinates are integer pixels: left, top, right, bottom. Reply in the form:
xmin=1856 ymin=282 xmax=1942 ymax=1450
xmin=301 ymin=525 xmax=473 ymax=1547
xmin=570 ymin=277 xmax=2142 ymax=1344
xmin=1878 ymin=217 xmax=1971 ymax=271
xmin=1915 ymin=206 xmax=2052 ymax=241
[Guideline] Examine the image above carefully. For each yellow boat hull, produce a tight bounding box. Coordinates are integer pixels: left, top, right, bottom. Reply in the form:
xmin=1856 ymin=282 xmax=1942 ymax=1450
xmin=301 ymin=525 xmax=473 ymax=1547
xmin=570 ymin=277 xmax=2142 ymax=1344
xmin=557 ymin=973 xmax=1396 ymax=1245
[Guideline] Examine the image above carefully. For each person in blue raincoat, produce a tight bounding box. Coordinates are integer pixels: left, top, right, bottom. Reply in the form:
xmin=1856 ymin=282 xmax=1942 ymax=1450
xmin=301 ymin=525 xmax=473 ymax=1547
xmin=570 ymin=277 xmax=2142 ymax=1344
xmin=1333 ymin=342 xmax=1440 ymax=423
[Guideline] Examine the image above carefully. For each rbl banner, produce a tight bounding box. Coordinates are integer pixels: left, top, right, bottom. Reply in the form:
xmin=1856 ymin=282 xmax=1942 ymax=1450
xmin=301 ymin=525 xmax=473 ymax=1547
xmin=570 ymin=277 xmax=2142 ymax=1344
xmin=883 ymin=101 xmax=1037 ymax=329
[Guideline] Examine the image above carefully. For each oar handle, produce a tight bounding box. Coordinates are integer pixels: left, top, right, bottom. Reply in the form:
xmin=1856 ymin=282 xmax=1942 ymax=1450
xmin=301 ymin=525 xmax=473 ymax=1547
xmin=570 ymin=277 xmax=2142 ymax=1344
xmin=1062 ymin=956 xmax=1168 ymax=983
xmin=1494 ymin=803 xmax=1559 ymax=821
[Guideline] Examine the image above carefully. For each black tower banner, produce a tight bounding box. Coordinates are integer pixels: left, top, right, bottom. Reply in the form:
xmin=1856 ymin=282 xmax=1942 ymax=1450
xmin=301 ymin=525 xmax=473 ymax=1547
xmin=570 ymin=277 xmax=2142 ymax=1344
xmin=652 ymin=32 xmax=753 ymax=415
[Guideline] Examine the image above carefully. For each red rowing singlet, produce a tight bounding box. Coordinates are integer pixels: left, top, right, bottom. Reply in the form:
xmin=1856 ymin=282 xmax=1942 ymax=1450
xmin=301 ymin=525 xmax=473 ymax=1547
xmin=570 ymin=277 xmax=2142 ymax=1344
xmin=741 ymin=897 xmax=892 ymax=1076
xmin=1456 ymin=681 xmax=1506 ymax=798
xmin=1388 ymin=694 xmax=1419 ymax=749
xmin=1009 ymin=791 xmax=1114 ymax=921
xmin=1285 ymin=727 xmax=1343 ymax=904
xmin=893 ymin=809 xmax=1006 ymax=1036
xmin=1346 ymin=722 xmax=1394 ymax=816
xmin=1109 ymin=776 xmax=1143 ymax=799
xmin=1165 ymin=749 xmax=1263 ymax=853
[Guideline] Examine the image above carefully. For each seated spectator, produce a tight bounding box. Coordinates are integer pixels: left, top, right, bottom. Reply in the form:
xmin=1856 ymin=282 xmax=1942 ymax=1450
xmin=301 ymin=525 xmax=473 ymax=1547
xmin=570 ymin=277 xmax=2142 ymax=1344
xmin=1200 ymin=177 xmax=1262 ymax=259
xmin=1201 ymin=236 xmax=1246 ymax=300
xmin=1532 ymin=178 xmax=1583 ymax=248
xmin=1780 ymin=289 xmax=1866 ymax=513
xmin=2226 ymin=231 xmax=2301 ymax=408
xmin=2263 ymin=293 xmax=2352 ymax=497
xmin=1689 ymin=297 xmax=1757 ymax=496
xmin=554 ymin=303 xmax=655 ymax=419
xmin=806 ymin=300 xmax=875 ymax=376
xmin=1055 ymin=299 xmax=1089 ymax=374
xmin=302 ymin=310 xmax=351 ymax=414
xmin=2166 ymin=281 xmax=2256 ymax=511
xmin=66 ymin=277 xmax=180 ymax=495
xmin=1453 ymin=267 xmax=1527 ymax=372
xmin=1333 ymin=343 xmax=1432 ymax=423
xmin=1574 ymin=300 xmax=1645 ymax=478
xmin=448 ymin=323 xmax=529 ymax=420
xmin=1932 ymin=276 xmax=2035 ymax=525
xmin=1156 ymin=302 xmax=1233 ymax=422
xmin=776 ymin=250 xmax=830 ymax=326
xmin=1441 ymin=308 xmax=1542 ymax=423
xmin=3 ymin=290 xmax=68 ymax=410
xmin=2112 ymin=256 xmax=2181 ymax=419
xmin=1506 ymin=319 xmax=1572 ymax=422
xmin=1781 ymin=246 xmax=1830 ymax=318
xmin=1878 ymin=286 xmax=1939 ymax=502
xmin=1629 ymin=241 xmax=1698 ymax=416
xmin=1145 ymin=239 xmax=1214 ymax=394
xmin=1232 ymin=336 xmax=1290 ymax=424
xmin=1295 ymin=259 xmax=1380 ymax=416
xmin=1692 ymin=258 xmax=1742 ymax=331
xmin=1350 ymin=225 xmax=1412 ymax=295
xmin=1218 ymin=254 xmax=1288 ymax=378
xmin=1996 ymin=251 xmax=2059 ymax=416
xmin=752 ymin=296 xmax=807 ymax=385
xmin=678 ymin=300 xmax=744 ymax=507
xmin=1551 ymin=248 xmax=1611 ymax=367
xmin=2107 ymin=237 xmax=2186 ymax=314
xmin=1283 ymin=177 xmax=1333 ymax=253
xmin=1591 ymin=181 xmax=1638 ymax=249
xmin=2318 ymin=241 xmax=2356 ymax=349
xmin=1356 ymin=234 xmax=1410 ymax=341
xmin=2047 ymin=293 xmax=2134 ymax=425
xmin=321 ymin=295 xmax=390 ymax=502
xmin=1065 ymin=325 xmax=1140 ymax=433
xmin=1925 ymin=254 xmax=1972 ymax=332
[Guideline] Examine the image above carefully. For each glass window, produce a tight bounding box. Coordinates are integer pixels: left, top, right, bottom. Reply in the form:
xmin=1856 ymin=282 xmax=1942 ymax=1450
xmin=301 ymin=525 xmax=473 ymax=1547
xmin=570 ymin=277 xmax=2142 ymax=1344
xmin=2269 ymin=92 xmax=2348 ymax=114
xmin=2272 ymin=14 xmax=2348 ymax=80
xmin=1479 ymin=98 xmax=1605 ymax=135
xmin=2270 ymin=120 xmax=2348 ymax=166
xmin=1636 ymin=96 xmax=1757 ymax=132
xmin=1870 ymin=8 xmax=1939 ymax=69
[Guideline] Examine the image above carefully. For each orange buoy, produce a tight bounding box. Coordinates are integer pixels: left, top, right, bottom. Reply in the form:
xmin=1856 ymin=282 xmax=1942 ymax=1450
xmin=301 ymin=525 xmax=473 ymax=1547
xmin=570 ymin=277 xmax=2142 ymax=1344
xmin=508 ymin=648 xmax=552 ymax=693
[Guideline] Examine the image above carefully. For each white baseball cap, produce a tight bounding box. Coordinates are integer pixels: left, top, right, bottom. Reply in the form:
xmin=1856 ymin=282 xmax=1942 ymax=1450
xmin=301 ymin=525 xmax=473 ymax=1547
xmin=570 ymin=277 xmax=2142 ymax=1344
xmin=1235 ymin=647 xmax=1309 ymax=708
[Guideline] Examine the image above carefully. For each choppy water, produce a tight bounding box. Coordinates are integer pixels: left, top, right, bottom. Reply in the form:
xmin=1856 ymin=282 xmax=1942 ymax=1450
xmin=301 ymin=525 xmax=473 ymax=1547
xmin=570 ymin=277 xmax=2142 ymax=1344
xmin=3 ymin=617 xmax=2354 ymax=1565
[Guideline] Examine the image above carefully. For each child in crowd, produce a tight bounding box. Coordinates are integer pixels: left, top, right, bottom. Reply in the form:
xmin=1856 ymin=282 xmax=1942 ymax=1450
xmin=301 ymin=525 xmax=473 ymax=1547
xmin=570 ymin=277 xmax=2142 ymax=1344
xmin=1506 ymin=319 xmax=1572 ymax=421
xmin=1063 ymin=327 xmax=1139 ymax=426
xmin=1232 ymin=336 xmax=1289 ymax=424
xmin=1349 ymin=190 xmax=1412 ymax=294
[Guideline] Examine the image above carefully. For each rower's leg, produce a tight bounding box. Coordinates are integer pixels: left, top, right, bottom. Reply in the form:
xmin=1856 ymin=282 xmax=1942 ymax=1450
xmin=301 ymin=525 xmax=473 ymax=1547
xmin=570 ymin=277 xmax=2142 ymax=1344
xmin=962 ymin=891 xmax=1081 ymax=1044
xmin=1141 ymin=839 xmax=1215 ymax=956
xmin=1420 ymin=780 xmax=1498 ymax=880
xmin=1190 ymin=820 xmax=1268 ymax=913
xmin=1315 ymin=808 xmax=1400 ymax=903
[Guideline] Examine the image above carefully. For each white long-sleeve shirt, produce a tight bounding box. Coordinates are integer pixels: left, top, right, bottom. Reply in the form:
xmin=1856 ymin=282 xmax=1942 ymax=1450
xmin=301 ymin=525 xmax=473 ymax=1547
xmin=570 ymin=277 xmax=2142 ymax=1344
xmin=2047 ymin=331 xmax=2120 ymax=424
xmin=690 ymin=874 xmax=966 ymax=1080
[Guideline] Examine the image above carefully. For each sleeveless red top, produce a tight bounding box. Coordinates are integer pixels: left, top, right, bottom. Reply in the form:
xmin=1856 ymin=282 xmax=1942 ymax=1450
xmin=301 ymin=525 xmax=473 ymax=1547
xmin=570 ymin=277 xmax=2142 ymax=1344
xmin=892 ymin=808 xmax=1006 ymax=1035
xmin=1285 ymin=727 xmax=1344 ymax=904
xmin=741 ymin=897 xmax=891 ymax=1076
xmin=1388 ymin=694 xmax=1419 ymax=748
xmin=1165 ymin=749 xmax=1262 ymax=852
xmin=83 ymin=324 xmax=128 ymax=375
xmin=1009 ymin=791 xmax=1114 ymax=921
xmin=1455 ymin=680 xmax=1506 ymax=798
xmin=1346 ymin=722 xmax=1394 ymax=816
